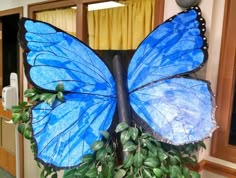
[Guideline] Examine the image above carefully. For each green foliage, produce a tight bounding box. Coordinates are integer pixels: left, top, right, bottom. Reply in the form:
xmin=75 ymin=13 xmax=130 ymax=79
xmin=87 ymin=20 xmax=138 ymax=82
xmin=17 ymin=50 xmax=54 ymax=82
xmin=11 ymin=84 xmax=65 ymax=178
xmin=63 ymin=122 xmax=205 ymax=178
xmin=12 ymin=83 xmax=205 ymax=178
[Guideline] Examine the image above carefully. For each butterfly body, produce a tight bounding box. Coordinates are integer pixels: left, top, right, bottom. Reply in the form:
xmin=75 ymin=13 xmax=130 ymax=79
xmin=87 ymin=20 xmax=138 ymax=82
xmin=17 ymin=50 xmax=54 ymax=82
xmin=18 ymin=6 xmax=217 ymax=168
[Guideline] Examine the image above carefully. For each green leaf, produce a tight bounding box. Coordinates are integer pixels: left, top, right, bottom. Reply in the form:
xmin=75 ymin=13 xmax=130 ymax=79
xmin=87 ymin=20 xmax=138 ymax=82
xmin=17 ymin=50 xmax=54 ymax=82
xmin=190 ymin=171 xmax=200 ymax=178
xmin=183 ymin=167 xmax=190 ymax=178
xmin=160 ymin=165 xmax=169 ymax=174
xmin=40 ymin=170 xmax=46 ymax=178
xmin=63 ymin=169 xmax=77 ymax=178
xmin=24 ymin=127 xmax=31 ymax=140
xmin=198 ymin=141 xmax=206 ymax=149
xmin=75 ymin=163 xmax=89 ymax=176
xmin=141 ymin=132 xmax=152 ymax=138
xmin=123 ymin=154 xmax=134 ymax=168
xmin=129 ymin=127 xmax=139 ymax=140
xmin=120 ymin=130 xmax=130 ymax=144
xmin=145 ymin=140 xmax=157 ymax=154
xmin=45 ymin=94 xmax=56 ymax=106
xmin=22 ymin=111 xmax=30 ymax=123
xmin=141 ymin=148 xmax=148 ymax=156
xmin=123 ymin=141 xmax=136 ymax=152
xmin=158 ymin=150 xmax=168 ymax=162
xmin=91 ymin=140 xmax=104 ymax=151
xmin=114 ymin=169 xmax=126 ymax=178
xmin=30 ymin=141 xmax=36 ymax=153
xmin=106 ymin=145 xmax=113 ymax=154
xmin=81 ymin=154 xmax=94 ymax=164
xmin=12 ymin=113 xmax=21 ymax=123
xmin=40 ymin=93 xmax=53 ymax=101
xmin=24 ymin=89 xmax=36 ymax=98
xmin=169 ymin=155 xmax=178 ymax=165
xmin=101 ymin=161 xmax=115 ymax=178
xmin=133 ymin=152 xmax=144 ymax=168
xmin=57 ymin=92 xmax=64 ymax=102
xmin=149 ymin=138 xmax=161 ymax=147
xmin=182 ymin=156 xmax=196 ymax=166
xmin=19 ymin=101 xmax=28 ymax=107
xmin=144 ymin=157 xmax=160 ymax=168
xmin=51 ymin=173 xmax=57 ymax=178
xmin=96 ymin=148 xmax=106 ymax=161
xmin=56 ymin=83 xmax=64 ymax=92
xmin=85 ymin=166 xmax=98 ymax=177
xmin=153 ymin=168 xmax=163 ymax=178
xmin=115 ymin=122 xmax=129 ymax=133
xmin=18 ymin=123 xmax=25 ymax=134
xmin=11 ymin=105 xmax=23 ymax=113
xmin=100 ymin=131 xmax=110 ymax=140
xmin=170 ymin=165 xmax=182 ymax=177
xmin=30 ymin=94 xmax=40 ymax=102
xmin=143 ymin=168 xmax=153 ymax=177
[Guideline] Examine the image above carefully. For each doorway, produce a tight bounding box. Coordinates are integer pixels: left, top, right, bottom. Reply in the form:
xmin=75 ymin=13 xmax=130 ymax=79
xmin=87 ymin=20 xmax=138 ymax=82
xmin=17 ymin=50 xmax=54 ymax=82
xmin=0 ymin=7 xmax=23 ymax=178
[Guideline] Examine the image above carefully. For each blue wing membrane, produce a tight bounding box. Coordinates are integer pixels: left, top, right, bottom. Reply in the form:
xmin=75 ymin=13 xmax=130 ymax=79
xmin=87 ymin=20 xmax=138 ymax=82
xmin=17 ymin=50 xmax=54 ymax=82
xmin=130 ymin=77 xmax=216 ymax=145
xmin=128 ymin=6 xmax=217 ymax=145
xmin=19 ymin=18 xmax=115 ymax=96
xmin=128 ymin=6 xmax=208 ymax=92
xmin=18 ymin=18 xmax=116 ymax=168
xmin=31 ymin=93 xmax=116 ymax=168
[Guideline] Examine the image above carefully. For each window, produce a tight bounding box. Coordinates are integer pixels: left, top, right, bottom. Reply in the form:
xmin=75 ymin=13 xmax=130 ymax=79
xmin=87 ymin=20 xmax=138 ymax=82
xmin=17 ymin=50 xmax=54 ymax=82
xmin=28 ymin=0 xmax=164 ymax=43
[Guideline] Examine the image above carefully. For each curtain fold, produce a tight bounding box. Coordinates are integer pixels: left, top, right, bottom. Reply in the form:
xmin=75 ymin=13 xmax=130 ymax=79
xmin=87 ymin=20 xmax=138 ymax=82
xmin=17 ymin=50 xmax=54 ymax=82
xmin=35 ymin=8 xmax=76 ymax=37
xmin=88 ymin=0 xmax=155 ymax=50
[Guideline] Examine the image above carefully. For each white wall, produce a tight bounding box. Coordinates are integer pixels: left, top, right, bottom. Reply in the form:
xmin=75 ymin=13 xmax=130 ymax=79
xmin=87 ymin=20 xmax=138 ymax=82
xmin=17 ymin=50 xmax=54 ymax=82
xmin=0 ymin=0 xmax=232 ymax=177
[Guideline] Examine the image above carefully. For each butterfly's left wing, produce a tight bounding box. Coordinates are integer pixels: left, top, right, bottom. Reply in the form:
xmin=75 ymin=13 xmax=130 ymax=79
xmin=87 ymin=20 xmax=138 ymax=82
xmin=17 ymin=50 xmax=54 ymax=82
xmin=18 ymin=18 xmax=116 ymax=168
xmin=31 ymin=93 xmax=116 ymax=168
xmin=128 ymin=7 xmax=217 ymax=145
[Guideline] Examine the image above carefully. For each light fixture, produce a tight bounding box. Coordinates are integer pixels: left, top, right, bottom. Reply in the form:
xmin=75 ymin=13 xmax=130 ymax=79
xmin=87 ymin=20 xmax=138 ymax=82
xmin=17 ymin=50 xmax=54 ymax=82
xmin=88 ymin=1 xmax=125 ymax=11
xmin=72 ymin=1 xmax=125 ymax=11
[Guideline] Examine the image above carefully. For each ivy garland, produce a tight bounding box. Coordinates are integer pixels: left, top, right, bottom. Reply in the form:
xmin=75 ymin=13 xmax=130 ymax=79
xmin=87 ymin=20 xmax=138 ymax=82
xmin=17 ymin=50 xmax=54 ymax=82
xmin=12 ymin=84 xmax=205 ymax=178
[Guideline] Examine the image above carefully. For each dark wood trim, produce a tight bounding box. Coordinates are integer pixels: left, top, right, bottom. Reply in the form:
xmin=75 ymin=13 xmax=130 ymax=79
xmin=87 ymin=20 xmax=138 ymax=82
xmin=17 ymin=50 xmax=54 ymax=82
xmin=154 ymin=0 xmax=164 ymax=27
xmin=28 ymin=0 xmax=78 ymax=19
xmin=77 ymin=3 xmax=88 ymax=41
xmin=211 ymin=0 xmax=236 ymax=163
xmin=0 ymin=7 xmax=23 ymax=17
xmin=191 ymin=160 xmax=236 ymax=177
xmin=0 ymin=6 xmax=24 ymax=178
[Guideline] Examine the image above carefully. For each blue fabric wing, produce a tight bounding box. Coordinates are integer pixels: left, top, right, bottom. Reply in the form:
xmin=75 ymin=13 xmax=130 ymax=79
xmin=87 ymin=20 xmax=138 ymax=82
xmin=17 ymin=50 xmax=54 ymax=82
xmin=129 ymin=77 xmax=216 ymax=145
xmin=32 ymin=93 xmax=116 ymax=168
xmin=128 ymin=7 xmax=207 ymax=92
xmin=19 ymin=18 xmax=115 ymax=95
xmin=18 ymin=18 xmax=116 ymax=168
xmin=128 ymin=7 xmax=216 ymax=145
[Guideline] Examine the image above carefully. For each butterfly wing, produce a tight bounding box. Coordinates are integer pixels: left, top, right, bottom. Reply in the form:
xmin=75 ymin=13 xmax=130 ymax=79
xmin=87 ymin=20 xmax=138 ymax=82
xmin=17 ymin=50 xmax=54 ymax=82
xmin=130 ymin=77 xmax=216 ymax=145
xmin=31 ymin=93 xmax=116 ymax=168
xmin=18 ymin=18 xmax=116 ymax=168
xmin=128 ymin=7 xmax=207 ymax=92
xmin=128 ymin=7 xmax=217 ymax=145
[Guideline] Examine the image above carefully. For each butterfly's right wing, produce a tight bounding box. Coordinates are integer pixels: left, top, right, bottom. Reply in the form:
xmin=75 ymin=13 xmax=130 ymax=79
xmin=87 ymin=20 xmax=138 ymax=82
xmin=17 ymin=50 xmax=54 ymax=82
xmin=128 ymin=7 xmax=207 ymax=92
xmin=128 ymin=7 xmax=217 ymax=145
xmin=18 ymin=18 xmax=116 ymax=168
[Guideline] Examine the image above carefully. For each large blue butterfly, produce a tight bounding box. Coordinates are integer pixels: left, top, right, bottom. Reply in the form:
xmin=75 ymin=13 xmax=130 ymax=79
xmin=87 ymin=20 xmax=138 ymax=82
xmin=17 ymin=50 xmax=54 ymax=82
xmin=18 ymin=6 xmax=217 ymax=168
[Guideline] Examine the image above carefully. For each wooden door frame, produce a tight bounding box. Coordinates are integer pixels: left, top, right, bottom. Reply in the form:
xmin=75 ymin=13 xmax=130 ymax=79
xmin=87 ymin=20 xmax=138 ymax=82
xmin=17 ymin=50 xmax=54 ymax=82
xmin=27 ymin=0 xmax=164 ymax=42
xmin=0 ymin=6 xmax=24 ymax=178
xmin=211 ymin=0 xmax=236 ymax=163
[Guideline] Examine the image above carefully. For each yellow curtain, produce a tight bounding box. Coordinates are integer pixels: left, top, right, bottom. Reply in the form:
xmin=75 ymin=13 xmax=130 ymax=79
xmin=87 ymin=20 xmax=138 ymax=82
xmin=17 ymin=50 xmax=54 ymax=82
xmin=35 ymin=8 xmax=76 ymax=37
xmin=88 ymin=0 xmax=155 ymax=50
